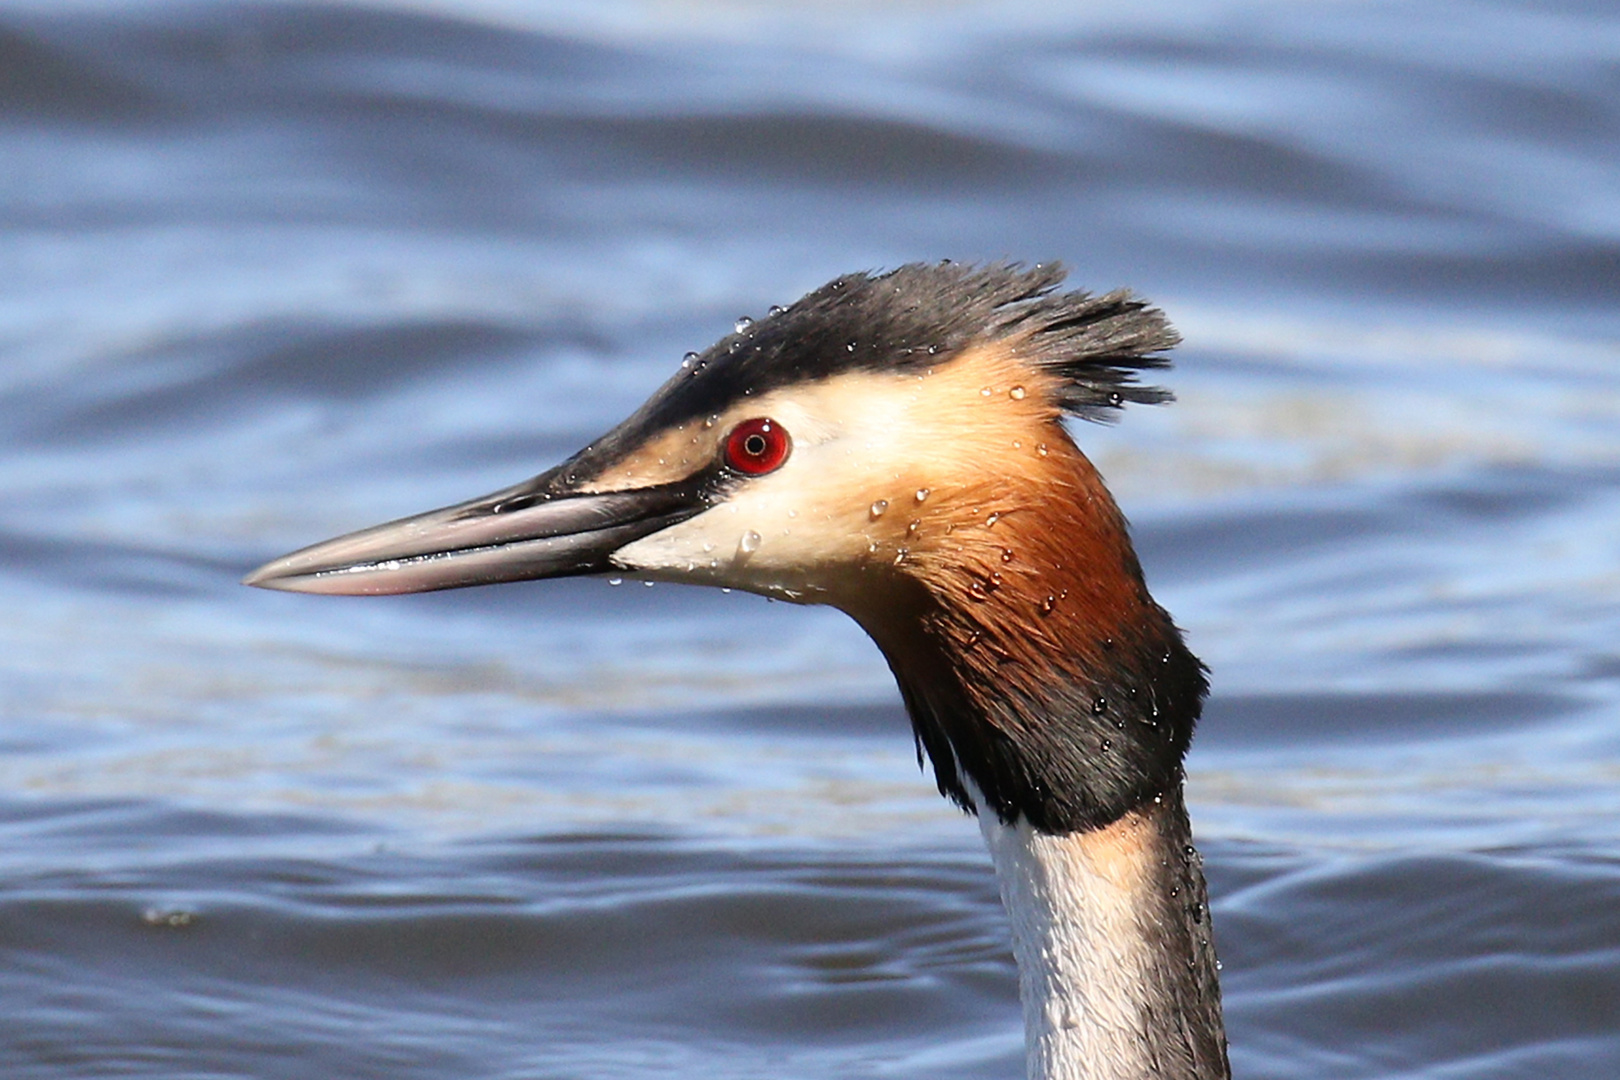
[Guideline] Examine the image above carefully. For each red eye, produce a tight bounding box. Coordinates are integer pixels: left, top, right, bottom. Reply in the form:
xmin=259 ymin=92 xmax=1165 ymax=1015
xmin=724 ymin=417 xmax=791 ymax=475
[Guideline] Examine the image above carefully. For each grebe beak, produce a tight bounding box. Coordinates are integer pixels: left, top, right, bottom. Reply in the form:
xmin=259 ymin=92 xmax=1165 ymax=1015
xmin=242 ymin=465 xmax=711 ymax=596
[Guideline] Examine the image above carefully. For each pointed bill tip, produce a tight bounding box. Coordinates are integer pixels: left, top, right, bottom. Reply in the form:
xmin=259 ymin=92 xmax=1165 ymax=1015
xmin=241 ymin=562 xmax=383 ymax=595
xmin=240 ymin=563 xmax=280 ymax=590
xmin=239 ymin=551 xmax=427 ymax=595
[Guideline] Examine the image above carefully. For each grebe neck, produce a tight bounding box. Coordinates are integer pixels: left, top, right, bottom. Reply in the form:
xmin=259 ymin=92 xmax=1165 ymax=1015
xmin=976 ymin=784 xmax=1228 ymax=1080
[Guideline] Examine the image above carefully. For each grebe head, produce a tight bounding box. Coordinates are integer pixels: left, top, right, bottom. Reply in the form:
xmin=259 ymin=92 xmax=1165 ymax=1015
xmin=246 ymin=262 xmax=1206 ymax=832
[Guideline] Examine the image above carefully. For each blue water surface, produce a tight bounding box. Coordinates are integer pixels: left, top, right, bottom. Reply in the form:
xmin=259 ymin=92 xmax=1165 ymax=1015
xmin=1 ymin=1 xmax=1618 ymax=1077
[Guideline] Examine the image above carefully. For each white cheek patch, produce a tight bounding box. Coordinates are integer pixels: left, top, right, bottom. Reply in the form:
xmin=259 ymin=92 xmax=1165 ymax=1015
xmin=611 ymin=436 xmax=875 ymax=597
xmin=610 ymin=507 xmax=761 ymax=584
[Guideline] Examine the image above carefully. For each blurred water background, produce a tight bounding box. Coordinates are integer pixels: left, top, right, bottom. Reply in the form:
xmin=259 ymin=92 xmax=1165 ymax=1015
xmin=2 ymin=0 xmax=1619 ymax=1076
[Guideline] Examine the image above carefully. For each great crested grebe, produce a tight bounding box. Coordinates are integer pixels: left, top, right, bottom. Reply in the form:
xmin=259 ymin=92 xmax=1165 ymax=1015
xmin=246 ymin=263 xmax=1228 ymax=1080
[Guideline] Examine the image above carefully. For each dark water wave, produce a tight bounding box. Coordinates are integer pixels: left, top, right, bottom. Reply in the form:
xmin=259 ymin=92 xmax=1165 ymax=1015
xmin=1220 ymin=846 xmax=1620 ymax=1078
xmin=6 ymin=319 xmax=578 ymax=446
xmin=0 ymin=803 xmax=1016 ymax=1080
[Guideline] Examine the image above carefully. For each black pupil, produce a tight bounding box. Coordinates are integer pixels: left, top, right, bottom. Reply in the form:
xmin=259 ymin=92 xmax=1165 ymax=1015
xmin=744 ymin=433 xmax=768 ymax=457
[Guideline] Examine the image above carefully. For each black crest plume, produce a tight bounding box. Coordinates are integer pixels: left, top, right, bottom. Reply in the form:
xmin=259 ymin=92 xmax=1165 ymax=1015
xmin=760 ymin=261 xmax=1182 ymax=422
xmin=625 ymin=262 xmax=1180 ymax=435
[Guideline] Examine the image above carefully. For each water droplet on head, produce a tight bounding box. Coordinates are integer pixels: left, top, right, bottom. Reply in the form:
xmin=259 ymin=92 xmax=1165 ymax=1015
xmin=702 ymin=541 xmax=715 ymax=553
xmin=1001 ymin=548 xmax=1014 ymax=563
xmin=987 ymin=572 xmax=1002 ymax=591
xmin=1109 ymin=391 xmax=1123 ymax=406
xmin=643 ymin=581 xmax=655 ymax=588
xmin=869 ymin=499 xmax=889 ymax=520
xmin=1036 ymin=443 xmax=1049 ymax=457
xmin=739 ymin=530 xmax=762 ymax=554
xmin=980 ymin=386 xmax=993 ymax=397
xmin=1092 ymin=697 xmax=1108 ymax=715
xmin=867 ymin=539 xmax=880 ymax=553
xmin=1039 ymin=595 xmax=1056 ymax=615
xmin=985 ymin=512 xmax=1002 ymax=528
xmin=768 ymin=305 xmax=785 ymax=316
xmin=893 ymin=548 xmax=908 ymax=565
xmin=681 ymin=351 xmax=699 ymax=369
xmin=968 ymin=581 xmax=989 ymax=601
xmin=906 ymin=519 xmax=920 ymax=535
xmin=1009 ymin=385 xmax=1026 ymax=400
xmin=735 ymin=316 xmax=753 ymax=333
xmin=1101 ymin=739 xmax=1112 ymax=752
xmin=914 ymin=488 xmax=930 ymax=503
xmin=846 ymin=341 xmax=857 ymax=352
xmin=1011 ymin=440 xmax=1021 ymax=449
xmin=608 ymin=578 xmax=623 ymax=586
xmin=926 ymin=344 xmax=938 ymax=355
